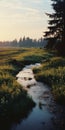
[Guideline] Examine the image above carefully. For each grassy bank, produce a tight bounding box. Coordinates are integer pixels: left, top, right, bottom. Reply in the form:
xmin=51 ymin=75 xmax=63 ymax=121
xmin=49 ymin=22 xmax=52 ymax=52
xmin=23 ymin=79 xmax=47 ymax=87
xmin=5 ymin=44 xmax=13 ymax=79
xmin=0 ymin=48 xmax=39 ymax=120
xmin=0 ymin=47 xmax=48 ymax=121
xmin=33 ymin=52 xmax=65 ymax=105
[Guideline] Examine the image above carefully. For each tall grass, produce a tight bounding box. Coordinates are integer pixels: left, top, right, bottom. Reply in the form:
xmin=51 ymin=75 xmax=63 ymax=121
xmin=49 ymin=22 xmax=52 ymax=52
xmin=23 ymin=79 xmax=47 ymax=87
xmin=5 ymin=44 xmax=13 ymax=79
xmin=0 ymin=48 xmax=40 ymax=120
xmin=33 ymin=56 xmax=65 ymax=105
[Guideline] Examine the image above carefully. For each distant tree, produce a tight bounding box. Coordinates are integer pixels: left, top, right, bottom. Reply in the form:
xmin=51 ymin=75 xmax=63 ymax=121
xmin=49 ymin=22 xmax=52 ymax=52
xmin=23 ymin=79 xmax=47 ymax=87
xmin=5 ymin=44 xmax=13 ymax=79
xmin=44 ymin=0 xmax=64 ymax=55
xmin=19 ymin=38 xmax=22 ymax=47
xmin=12 ymin=39 xmax=18 ymax=47
xmin=23 ymin=36 xmax=26 ymax=42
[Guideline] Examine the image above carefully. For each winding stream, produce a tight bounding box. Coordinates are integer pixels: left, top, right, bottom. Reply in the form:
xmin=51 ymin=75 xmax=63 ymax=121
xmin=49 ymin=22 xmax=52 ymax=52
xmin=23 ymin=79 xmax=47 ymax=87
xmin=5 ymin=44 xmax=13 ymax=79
xmin=11 ymin=64 xmax=65 ymax=130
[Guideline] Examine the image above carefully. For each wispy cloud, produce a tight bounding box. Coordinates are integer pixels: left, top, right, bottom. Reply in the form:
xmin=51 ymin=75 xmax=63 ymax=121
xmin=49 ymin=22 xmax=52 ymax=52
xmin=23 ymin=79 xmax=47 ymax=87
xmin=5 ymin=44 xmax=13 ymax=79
xmin=0 ymin=0 xmax=42 ymax=22
xmin=0 ymin=0 xmax=52 ymax=40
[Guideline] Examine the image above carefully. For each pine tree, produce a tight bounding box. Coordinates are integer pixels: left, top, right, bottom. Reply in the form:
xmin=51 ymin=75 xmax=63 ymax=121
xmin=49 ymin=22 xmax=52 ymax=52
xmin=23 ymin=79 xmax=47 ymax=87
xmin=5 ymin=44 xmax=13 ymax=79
xmin=44 ymin=0 xmax=64 ymax=53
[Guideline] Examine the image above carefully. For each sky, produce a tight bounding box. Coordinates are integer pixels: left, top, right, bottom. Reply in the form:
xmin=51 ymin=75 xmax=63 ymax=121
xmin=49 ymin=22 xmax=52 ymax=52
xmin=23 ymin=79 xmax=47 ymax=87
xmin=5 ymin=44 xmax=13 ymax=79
xmin=0 ymin=0 xmax=53 ymax=41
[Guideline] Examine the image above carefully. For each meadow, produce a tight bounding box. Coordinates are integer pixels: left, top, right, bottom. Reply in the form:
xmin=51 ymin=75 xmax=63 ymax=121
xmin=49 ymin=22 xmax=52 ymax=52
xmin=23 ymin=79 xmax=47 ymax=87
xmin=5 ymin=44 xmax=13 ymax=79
xmin=0 ymin=47 xmax=65 ymax=122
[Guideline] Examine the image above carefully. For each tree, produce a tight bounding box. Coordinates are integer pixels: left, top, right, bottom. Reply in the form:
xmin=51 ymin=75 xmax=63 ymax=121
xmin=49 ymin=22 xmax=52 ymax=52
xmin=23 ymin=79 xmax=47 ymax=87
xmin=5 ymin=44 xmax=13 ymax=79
xmin=44 ymin=0 xmax=64 ymax=54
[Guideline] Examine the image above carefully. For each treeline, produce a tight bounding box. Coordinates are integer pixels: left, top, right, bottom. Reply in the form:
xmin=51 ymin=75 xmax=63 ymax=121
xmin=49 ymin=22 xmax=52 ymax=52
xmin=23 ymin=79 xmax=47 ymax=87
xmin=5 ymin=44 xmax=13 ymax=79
xmin=0 ymin=37 xmax=47 ymax=48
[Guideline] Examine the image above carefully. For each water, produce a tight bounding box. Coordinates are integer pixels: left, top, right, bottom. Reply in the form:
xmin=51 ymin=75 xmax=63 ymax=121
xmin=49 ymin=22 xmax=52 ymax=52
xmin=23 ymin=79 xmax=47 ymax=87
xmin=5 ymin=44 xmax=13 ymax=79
xmin=11 ymin=64 xmax=65 ymax=130
xmin=16 ymin=63 xmax=40 ymax=87
xmin=11 ymin=82 xmax=56 ymax=130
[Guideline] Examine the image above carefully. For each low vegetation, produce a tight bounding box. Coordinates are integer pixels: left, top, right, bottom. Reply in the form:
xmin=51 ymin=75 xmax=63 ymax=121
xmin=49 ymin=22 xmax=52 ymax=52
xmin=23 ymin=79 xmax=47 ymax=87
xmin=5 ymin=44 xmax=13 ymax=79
xmin=0 ymin=48 xmax=39 ymax=120
xmin=33 ymin=53 xmax=65 ymax=105
xmin=0 ymin=48 xmax=48 ymax=121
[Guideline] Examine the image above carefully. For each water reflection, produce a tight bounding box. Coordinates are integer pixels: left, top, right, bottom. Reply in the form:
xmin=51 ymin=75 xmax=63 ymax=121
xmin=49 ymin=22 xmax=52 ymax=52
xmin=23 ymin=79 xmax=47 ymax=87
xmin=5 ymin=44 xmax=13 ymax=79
xmin=0 ymin=105 xmax=34 ymax=130
xmin=1 ymin=64 xmax=65 ymax=130
xmin=10 ymin=64 xmax=57 ymax=130
xmin=11 ymin=82 xmax=57 ymax=130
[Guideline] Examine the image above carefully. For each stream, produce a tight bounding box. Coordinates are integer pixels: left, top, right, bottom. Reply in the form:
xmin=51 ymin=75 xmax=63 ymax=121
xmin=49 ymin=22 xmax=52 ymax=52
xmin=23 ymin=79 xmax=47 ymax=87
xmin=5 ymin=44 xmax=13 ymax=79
xmin=11 ymin=63 xmax=65 ymax=130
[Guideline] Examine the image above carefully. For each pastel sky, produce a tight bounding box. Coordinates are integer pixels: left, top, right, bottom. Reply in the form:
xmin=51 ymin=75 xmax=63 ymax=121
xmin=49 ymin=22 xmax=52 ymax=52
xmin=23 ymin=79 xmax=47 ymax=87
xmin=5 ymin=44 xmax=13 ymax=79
xmin=0 ymin=0 xmax=53 ymax=41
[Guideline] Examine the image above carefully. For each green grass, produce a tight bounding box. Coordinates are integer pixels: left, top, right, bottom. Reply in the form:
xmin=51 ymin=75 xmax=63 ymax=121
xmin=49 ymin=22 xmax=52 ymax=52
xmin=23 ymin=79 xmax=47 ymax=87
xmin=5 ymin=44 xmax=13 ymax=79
xmin=0 ymin=48 xmax=38 ymax=119
xmin=0 ymin=47 xmax=48 ymax=120
xmin=33 ymin=54 xmax=65 ymax=105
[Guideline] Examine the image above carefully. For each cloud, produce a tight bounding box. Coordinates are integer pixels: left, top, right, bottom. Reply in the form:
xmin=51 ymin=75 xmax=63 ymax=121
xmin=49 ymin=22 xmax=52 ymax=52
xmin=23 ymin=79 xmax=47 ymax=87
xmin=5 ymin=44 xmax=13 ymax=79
xmin=0 ymin=0 xmax=42 ymax=23
xmin=0 ymin=0 xmax=52 ymax=40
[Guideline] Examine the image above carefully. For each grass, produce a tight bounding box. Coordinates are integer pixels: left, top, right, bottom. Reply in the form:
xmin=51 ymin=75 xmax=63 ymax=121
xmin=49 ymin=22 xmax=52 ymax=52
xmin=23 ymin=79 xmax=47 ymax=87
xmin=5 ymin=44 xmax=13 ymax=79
xmin=33 ymin=53 xmax=65 ymax=105
xmin=0 ymin=47 xmax=47 ymax=121
xmin=0 ymin=48 xmax=39 ymax=120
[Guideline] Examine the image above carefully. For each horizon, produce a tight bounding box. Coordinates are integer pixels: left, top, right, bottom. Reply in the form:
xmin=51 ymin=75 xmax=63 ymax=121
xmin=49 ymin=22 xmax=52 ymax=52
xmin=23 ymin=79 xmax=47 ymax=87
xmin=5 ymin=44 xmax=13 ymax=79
xmin=0 ymin=36 xmax=46 ymax=42
xmin=0 ymin=0 xmax=53 ymax=41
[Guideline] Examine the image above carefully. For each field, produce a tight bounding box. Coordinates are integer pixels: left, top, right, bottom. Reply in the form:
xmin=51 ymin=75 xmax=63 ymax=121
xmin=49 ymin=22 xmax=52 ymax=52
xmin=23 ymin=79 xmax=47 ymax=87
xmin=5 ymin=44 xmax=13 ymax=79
xmin=0 ymin=47 xmax=65 ymax=121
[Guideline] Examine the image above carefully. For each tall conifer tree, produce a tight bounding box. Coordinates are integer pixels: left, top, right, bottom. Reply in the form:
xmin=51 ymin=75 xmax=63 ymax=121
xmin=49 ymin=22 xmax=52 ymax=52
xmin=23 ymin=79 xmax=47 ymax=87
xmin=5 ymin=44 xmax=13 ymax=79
xmin=44 ymin=0 xmax=64 ymax=54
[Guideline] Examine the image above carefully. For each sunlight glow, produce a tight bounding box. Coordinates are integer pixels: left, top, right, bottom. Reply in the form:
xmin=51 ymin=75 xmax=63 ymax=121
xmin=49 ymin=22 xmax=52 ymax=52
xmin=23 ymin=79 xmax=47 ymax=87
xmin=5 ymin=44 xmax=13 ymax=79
xmin=0 ymin=0 xmax=52 ymax=41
